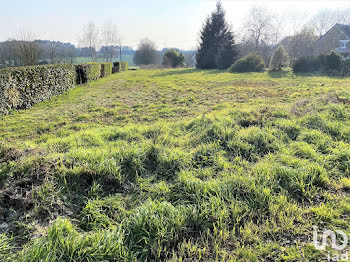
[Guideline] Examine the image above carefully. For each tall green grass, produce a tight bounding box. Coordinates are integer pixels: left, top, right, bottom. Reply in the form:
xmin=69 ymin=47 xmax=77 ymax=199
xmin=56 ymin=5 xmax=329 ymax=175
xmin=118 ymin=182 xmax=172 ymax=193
xmin=1 ymin=69 xmax=350 ymax=261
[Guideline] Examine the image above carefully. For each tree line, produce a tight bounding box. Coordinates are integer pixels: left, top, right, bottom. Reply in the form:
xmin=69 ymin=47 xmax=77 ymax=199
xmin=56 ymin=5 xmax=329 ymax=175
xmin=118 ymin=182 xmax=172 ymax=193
xmin=1 ymin=2 xmax=350 ymax=69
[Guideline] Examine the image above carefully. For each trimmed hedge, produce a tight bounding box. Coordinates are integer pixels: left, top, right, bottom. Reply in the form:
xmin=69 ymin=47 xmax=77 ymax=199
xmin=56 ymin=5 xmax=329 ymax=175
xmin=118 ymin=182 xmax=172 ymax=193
xmin=75 ymin=63 xmax=101 ymax=84
xmin=112 ymin=62 xmax=129 ymax=73
xmin=120 ymin=62 xmax=128 ymax=71
xmin=0 ymin=64 xmax=76 ymax=115
xmin=101 ymin=63 xmax=112 ymax=78
xmin=292 ymin=51 xmax=343 ymax=75
xmin=0 ymin=62 xmax=118 ymax=115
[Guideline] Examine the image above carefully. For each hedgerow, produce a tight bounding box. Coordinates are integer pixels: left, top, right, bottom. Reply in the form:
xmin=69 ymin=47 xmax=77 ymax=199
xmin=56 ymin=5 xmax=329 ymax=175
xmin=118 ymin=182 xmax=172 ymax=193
xmin=101 ymin=62 xmax=112 ymax=77
xmin=0 ymin=64 xmax=76 ymax=115
xmin=75 ymin=63 xmax=101 ymax=84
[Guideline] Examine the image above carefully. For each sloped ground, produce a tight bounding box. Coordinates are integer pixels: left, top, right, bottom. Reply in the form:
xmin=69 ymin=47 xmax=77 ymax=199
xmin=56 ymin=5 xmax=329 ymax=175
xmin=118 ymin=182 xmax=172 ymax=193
xmin=1 ymin=69 xmax=350 ymax=261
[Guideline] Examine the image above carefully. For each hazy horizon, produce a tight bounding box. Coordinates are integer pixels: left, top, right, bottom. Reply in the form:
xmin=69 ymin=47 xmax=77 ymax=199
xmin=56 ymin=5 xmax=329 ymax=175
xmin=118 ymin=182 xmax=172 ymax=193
xmin=1 ymin=0 xmax=349 ymax=50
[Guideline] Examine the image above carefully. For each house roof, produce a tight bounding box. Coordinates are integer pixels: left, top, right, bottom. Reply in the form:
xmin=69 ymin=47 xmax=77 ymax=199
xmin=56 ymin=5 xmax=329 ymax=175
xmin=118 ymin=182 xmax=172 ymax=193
xmin=336 ymin=23 xmax=350 ymax=39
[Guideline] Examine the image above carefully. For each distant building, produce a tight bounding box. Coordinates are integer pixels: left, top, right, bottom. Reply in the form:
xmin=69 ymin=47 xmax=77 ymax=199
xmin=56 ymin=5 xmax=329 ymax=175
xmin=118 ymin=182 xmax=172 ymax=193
xmin=315 ymin=23 xmax=350 ymax=59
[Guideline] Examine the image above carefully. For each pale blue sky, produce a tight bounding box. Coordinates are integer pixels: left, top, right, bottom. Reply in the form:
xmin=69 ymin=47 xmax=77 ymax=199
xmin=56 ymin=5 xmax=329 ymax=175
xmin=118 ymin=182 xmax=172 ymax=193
xmin=1 ymin=0 xmax=349 ymax=49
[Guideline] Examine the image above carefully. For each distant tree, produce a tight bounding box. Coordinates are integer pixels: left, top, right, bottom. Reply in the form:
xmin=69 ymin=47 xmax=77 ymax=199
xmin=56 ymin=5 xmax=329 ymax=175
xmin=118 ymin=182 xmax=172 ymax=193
xmin=196 ymin=1 xmax=238 ymax=69
xmin=286 ymin=29 xmax=317 ymax=62
xmin=47 ymin=41 xmax=60 ymax=64
xmin=269 ymin=45 xmax=289 ymax=71
xmin=240 ymin=7 xmax=283 ymax=63
xmin=134 ymin=38 xmax=158 ymax=65
xmin=243 ymin=7 xmax=275 ymax=51
xmin=13 ymin=32 xmax=42 ymax=66
xmin=0 ymin=41 xmax=18 ymax=67
xmin=184 ymin=51 xmax=196 ymax=68
xmin=80 ymin=21 xmax=99 ymax=61
xmin=101 ymin=21 xmax=119 ymax=62
xmin=308 ymin=9 xmax=335 ymax=37
xmin=162 ymin=49 xmax=185 ymax=68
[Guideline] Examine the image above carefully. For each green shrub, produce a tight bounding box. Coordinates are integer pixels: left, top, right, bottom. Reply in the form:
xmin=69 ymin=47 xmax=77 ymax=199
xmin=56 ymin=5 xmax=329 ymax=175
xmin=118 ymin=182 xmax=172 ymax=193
xmin=0 ymin=64 xmax=76 ymax=115
xmin=229 ymin=53 xmax=265 ymax=73
xmin=293 ymin=55 xmax=328 ymax=73
xmin=162 ymin=49 xmax=185 ymax=68
xmin=292 ymin=57 xmax=308 ymax=73
xmin=325 ymin=50 xmax=342 ymax=72
xmin=341 ymin=59 xmax=350 ymax=76
xmin=269 ymin=46 xmax=289 ymax=71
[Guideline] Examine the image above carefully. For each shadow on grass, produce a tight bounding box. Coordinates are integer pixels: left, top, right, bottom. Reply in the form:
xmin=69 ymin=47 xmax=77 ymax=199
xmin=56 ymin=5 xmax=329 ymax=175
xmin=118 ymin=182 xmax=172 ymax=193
xmin=201 ymin=69 xmax=229 ymax=75
xmin=293 ymin=72 xmax=345 ymax=79
xmin=268 ymin=70 xmax=290 ymax=78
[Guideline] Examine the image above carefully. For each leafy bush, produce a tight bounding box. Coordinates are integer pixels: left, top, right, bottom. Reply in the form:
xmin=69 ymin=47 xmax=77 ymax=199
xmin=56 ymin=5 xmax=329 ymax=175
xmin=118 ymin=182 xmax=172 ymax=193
xmin=325 ymin=50 xmax=342 ymax=71
xmin=292 ymin=57 xmax=308 ymax=73
xmin=229 ymin=53 xmax=265 ymax=73
xmin=0 ymin=64 xmax=76 ymax=115
xmin=162 ymin=49 xmax=185 ymax=68
xmin=341 ymin=59 xmax=350 ymax=76
xmin=269 ymin=46 xmax=289 ymax=71
xmin=292 ymin=53 xmax=338 ymax=74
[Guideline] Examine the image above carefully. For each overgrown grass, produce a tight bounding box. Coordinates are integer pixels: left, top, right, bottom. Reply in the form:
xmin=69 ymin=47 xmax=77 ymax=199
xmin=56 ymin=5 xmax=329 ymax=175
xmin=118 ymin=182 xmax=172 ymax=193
xmin=1 ymin=68 xmax=350 ymax=261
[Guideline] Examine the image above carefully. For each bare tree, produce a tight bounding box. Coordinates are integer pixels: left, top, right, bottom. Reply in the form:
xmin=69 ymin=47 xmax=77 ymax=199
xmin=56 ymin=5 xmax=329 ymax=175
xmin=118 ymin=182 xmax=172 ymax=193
xmin=243 ymin=7 xmax=275 ymax=51
xmin=134 ymin=38 xmax=158 ymax=65
xmin=13 ymin=32 xmax=42 ymax=66
xmin=101 ymin=21 xmax=119 ymax=62
xmin=286 ymin=29 xmax=318 ymax=61
xmin=48 ymin=41 xmax=60 ymax=64
xmin=336 ymin=8 xmax=350 ymax=24
xmin=288 ymin=12 xmax=310 ymax=35
xmin=240 ymin=7 xmax=278 ymax=63
xmin=0 ymin=41 xmax=18 ymax=67
xmin=309 ymin=9 xmax=336 ymax=37
xmin=80 ymin=21 xmax=99 ymax=61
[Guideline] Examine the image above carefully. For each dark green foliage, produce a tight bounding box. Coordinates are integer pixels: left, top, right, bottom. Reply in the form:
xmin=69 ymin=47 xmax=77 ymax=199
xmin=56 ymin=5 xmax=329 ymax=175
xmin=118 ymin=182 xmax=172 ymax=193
xmin=293 ymin=55 xmax=325 ymax=73
xmin=196 ymin=1 xmax=238 ymax=69
xmin=0 ymin=64 xmax=76 ymax=115
xmin=217 ymin=31 xmax=239 ymax=69
xmin=340 ymin=59 xmax=350 ymax=76
xmin=229 ymin=53 xmax=265 ymax=73
xmin=162 ymin=49 xmax=185 ymax=68
xmin=292 ymin=57 xmax=308 ymax=73
xmin=293 ymin=51 xmax=342 ymax=74
xmin=325 ymin=50 xmax=342 ymax=71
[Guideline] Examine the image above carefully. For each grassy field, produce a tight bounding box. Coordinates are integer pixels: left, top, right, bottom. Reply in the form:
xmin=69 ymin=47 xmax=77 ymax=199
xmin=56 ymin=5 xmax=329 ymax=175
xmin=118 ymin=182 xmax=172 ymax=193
xmin=1 ymin=68 xmax=350 ymax=261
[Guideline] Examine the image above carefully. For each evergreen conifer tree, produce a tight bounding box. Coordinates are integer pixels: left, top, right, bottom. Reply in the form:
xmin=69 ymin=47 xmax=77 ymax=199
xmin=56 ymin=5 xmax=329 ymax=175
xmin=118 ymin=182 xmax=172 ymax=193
xmin=196 ymin=1 xmax=238 ymax=69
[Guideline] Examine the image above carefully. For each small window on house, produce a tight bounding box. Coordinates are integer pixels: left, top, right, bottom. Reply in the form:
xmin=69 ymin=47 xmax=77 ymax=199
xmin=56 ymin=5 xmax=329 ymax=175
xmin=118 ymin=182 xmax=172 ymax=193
xmin=341 ymin=42 xmax=348 ymax=48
